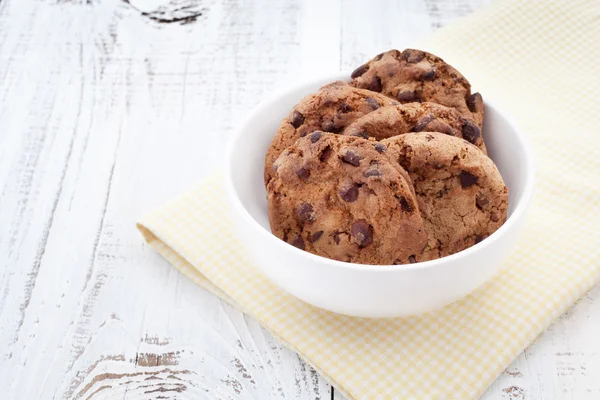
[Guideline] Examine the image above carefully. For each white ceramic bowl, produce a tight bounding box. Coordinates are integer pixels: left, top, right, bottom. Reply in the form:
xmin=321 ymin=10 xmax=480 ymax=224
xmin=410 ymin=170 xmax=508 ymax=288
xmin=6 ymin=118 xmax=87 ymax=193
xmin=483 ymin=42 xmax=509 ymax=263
xmin=225 ymin=73 xmax=535 ymax=318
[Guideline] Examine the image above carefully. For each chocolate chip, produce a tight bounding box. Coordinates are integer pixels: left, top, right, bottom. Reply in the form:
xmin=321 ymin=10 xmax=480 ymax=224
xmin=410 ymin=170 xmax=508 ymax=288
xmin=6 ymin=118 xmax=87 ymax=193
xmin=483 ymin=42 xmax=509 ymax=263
xmin=467 ymin=93 xmax=482 ymax=113
xmin=297 ymin=202 xmax=315 ymax=222
xmin=291 ymin=110 xmax=305 ymax=128
xmin=339 ymin=183 xmax=359 ymax=202
xmin=374 ymin=53 xmax=384 ymax=61
xmin=413 ymin=114 xmax=435 ymax=132
xmin=363 ymin=167 xmax=381 ymax=177
xmin=369 ymin=76 xmax=382 ymax=92
xmin=353 ymin=130 xmax=369 ymax=139
xmin=401 ymin=49 xmax=425 ymax=64
xmin=365 ymin=97 xmax=380 ymax=110
xmin=462 ymin=120 xmax=481 ymax=144
xmin=310 ymin=131 xmax=322 ymax=143
xmin=351 ymin=220 xmax=373 ymax=247
xmin=393 ymin=259 xmax=402 ymax=265
xmin=396 ymin=195 xmax=413 ymax=212
xmin=291 ymin=236 xmax=305 ymax=250
xmin=282 ymin=229 xmax=289 ymax=242
xmin=374 ymin=143 xmax=387 ymax=153
xmin=319 ymin=146 xmax=333 ymax=162
xmin=421 ymin=68 xmax=436 ymax=81
xmin=396 ymin=91 xmax=419 ymax=103
xmin=296 ymin=167 xmax=310 ymax=179
xmin=476 ymin=193 xmax=489 ymax=209
xmin=460 ymin=171 xmax=479 ymax=188
xmin=408 ymin=255 xmax=417 ymax=263
xmin=340 ymin=103 xmax=352 ymax=113
xmin=351 ymin=63 xmax=369 ymax=79
xmin=309 ymin=230 xmax=324 ymax=243
xmin=333 ymin=232 xmax=341 ymax=245
xmin=321 ymin=120 xmax=335 ymax=133
xmin=341 ymin=150 xmax=361 ymax=166
xmin=475 ymin=234 xmax=484 ymax=244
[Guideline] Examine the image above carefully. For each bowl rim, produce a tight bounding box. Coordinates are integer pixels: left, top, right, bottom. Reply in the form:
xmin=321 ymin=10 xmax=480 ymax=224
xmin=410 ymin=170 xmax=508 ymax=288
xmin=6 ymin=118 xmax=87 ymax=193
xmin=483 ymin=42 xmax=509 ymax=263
xmin=224 ymin=72 xmax=536 ymax=272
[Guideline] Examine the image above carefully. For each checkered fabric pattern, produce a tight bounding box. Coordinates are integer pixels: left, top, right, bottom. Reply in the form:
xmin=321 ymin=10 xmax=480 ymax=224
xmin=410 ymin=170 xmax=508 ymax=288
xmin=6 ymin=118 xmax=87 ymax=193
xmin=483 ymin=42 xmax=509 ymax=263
xmin=138 ymin=1 xmax=600 ymax=398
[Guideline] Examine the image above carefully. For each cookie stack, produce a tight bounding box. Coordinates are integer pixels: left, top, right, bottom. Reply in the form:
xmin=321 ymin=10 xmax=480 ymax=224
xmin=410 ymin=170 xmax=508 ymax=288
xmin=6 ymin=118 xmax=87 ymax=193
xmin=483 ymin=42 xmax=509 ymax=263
xmin=264 ymin=49 xmax=508 ymax=265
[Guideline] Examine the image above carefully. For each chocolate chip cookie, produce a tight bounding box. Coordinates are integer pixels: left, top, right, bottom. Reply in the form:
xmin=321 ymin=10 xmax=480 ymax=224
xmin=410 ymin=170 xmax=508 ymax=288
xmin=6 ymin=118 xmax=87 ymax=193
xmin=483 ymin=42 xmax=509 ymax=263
xmin=267 ymin=132 xmax=427 ymax=265
xmin=382 ymin=132 xmax=507 ymax=262
xmin=350 ymin=49 xmax=484 ymax=129
xmin=343 ymin=102 xmax=486 ymax=153
xmin=264 ymin=81 xmax=397 ymax=185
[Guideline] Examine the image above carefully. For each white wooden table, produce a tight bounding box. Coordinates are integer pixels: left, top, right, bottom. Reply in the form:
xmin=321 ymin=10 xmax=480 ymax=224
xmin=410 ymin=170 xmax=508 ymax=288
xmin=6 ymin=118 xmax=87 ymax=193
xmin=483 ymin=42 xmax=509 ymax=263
xmin=1 ymin=0 xmax=599 ymax=398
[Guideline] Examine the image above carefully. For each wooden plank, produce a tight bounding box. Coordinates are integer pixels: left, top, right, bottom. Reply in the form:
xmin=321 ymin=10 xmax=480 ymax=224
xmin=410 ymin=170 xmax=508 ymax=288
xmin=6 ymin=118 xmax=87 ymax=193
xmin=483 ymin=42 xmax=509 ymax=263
xmin=0 ymin=0 xmax=333 ymax=397
xmin=296 ymin=0 xmax=342 ymax=77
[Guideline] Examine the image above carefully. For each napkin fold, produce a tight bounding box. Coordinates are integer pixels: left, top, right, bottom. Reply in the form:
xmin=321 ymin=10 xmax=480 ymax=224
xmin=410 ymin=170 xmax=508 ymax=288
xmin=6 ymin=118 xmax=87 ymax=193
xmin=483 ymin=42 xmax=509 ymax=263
xmin=138 ymin=1 xmax=600 ymax=398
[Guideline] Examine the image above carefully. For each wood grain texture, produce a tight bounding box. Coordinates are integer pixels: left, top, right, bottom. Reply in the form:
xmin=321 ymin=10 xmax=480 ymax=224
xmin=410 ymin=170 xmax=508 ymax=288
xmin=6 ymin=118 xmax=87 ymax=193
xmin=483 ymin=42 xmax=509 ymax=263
xmin=0 ymin=0 xmax=330 ymax=398
xmin=0 ymin=0 xmax=598 ymax=399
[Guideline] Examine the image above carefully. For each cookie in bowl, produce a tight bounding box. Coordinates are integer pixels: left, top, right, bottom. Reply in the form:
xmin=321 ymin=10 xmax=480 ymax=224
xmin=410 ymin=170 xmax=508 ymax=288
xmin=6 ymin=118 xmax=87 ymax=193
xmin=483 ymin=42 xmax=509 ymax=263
xmin=264 ymin=81 xmax=396 ymax=185
xmin=350 ymin=49 xmax=484 ymax=129
xmin=267 ymin=132 xmax=427 ymax=265
xmin=382 ymin=132 xmax=508 ymax=262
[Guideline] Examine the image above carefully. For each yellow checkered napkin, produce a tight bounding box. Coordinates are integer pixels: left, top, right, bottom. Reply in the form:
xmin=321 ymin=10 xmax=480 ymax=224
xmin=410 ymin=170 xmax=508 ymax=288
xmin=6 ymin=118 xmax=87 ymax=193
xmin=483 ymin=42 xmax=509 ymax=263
xmin=138 ymin=1 xmax=600 ymax=398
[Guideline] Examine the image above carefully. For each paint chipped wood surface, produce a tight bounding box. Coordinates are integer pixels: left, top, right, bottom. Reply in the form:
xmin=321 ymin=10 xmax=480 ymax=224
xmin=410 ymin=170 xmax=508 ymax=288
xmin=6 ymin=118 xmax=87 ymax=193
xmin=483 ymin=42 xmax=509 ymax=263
xmin=0 ymin=0 xmax=598 ymax=399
